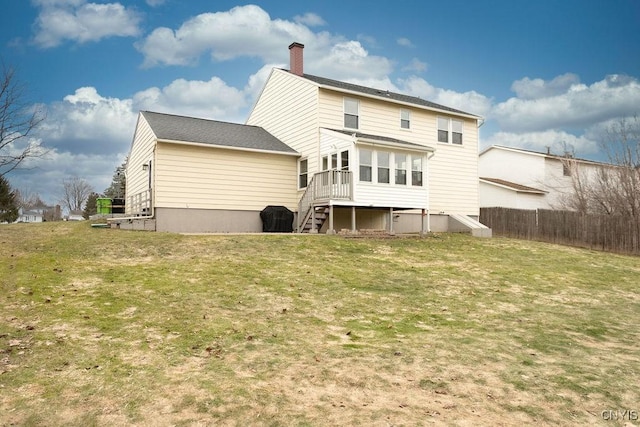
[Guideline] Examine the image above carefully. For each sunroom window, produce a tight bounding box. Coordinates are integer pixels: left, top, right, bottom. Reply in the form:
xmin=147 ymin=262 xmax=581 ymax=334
xmin=377 ymin=151 xmax=390 ymax=183
xmin=412 ymin=156 xmax=423 ymax=186
xmin=359 ymin=148 xmax=372 ymax=182
xmin=395 ymin=153 xmax=407 ymax=185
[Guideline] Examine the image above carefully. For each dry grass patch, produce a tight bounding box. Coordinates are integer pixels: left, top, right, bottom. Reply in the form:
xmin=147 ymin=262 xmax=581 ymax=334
xmin=1 ymin=222 xmax=639 ymax=426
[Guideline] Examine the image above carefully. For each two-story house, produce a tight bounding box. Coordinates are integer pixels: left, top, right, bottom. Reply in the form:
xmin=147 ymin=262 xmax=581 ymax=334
xmin=479 ymin=145 xmax=609 ymax=210
xmin=119 ymin=43 xmax=484 ymax=234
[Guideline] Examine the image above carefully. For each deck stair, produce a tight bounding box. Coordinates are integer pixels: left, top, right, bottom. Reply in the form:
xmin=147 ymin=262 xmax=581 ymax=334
xmin=300 ymin=206 xmax=329 ymax=233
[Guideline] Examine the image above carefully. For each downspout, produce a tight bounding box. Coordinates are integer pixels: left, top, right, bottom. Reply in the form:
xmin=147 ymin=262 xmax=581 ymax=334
xmin=426 ymin=151 xmax=435 ymax=233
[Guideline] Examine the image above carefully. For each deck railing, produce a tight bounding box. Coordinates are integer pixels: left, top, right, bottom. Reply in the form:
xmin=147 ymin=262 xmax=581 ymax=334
xmin=297 ymin=170 xmax=352 ymax=231
xmin=128 ymin=189 xmax=152 ymax=217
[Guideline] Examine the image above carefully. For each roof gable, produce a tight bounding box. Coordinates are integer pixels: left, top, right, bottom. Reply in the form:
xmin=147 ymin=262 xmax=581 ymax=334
xmin=141 ymin=111 xmax=298 ymax=155
xmin=288 ymin=71 xmax=479 ymax=118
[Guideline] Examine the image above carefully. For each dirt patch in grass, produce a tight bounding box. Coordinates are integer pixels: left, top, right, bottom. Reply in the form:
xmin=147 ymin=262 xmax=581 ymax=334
xmin=1 ymin=223 xmax=639 ymax=426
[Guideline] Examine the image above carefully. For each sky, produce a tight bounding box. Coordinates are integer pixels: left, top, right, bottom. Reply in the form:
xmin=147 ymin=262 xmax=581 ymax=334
xmin=1 ymin=0 xmax=639 ymax=206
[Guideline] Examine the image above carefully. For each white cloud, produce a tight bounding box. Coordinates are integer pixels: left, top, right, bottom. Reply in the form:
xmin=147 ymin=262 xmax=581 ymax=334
xmin=132 ymin=77 xmax=248 ymax=122
xmin=146 ymin=0 xmax=165 ymax=6
xmin=492 ymin=74 xmax=640 ymax=133
xmin=482 ymin=130 xmax=599 ymax=156
xmin=397 ymin=37 xmax=413 ymax=47
xmin=313 ymin=41 xmax=394 ymax=81
xmin=511 ymin=73 xmax=580 ymax=100
xmin=39 ymin=87 xmax=136 ymax=155
xmin=33 ymin=0 xmax=141 ymax=48
xmin=136 ymin=5 xmax=317 ymax=67
xmin=293 ymin=12 xmax=326 ymax=27
xmin=134 ymin=4 xmax=392 ymax=81
xmin=398 ymin=76 xmax=493 ymax=117
xmin=402 ymin=58 xmax=428 ymax=73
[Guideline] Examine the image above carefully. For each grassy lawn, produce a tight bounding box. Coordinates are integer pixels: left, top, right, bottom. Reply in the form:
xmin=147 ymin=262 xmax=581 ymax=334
xmin=1 ymin=221 xmax=639 ymax=426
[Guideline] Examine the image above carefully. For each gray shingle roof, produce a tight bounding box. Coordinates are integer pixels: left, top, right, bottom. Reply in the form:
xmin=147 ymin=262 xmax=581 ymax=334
xmin=326 ymin=129 xmax=434 ymax=151
xmin=141 ymin=111 xmax=298 ymax=154
xmin=480 ymin=177 xmax=546 ymax=194
xmin=297 ymin=72 xmax=478 ymax=117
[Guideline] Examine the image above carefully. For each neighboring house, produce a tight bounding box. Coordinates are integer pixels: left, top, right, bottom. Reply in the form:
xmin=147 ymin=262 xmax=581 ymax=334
xmin=67 ymin=210 xmax=85 ymax=221
xmin=17 ymin=208 xmax=44 ymax=223
xmin=479 ymin=145 xmax=608 ymax=210
xmin=121 ymin=42 xmax=485 ymax=234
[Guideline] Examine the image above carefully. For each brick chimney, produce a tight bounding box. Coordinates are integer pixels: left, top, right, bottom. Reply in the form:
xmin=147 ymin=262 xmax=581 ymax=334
xmin=289 ymin=42 xmax=304 ymax=76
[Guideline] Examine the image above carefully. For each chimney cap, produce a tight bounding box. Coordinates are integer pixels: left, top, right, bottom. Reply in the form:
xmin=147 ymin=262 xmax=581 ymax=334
xmin=288 ymin=42 xmax=304 ymax=49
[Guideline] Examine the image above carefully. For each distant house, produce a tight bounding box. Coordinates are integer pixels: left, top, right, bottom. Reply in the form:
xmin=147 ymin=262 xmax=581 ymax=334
xmin=17 ymin=208 xmax=44 ymax=223
xmin=479 ymin=145 xmax=609 ymax=210
xmin=121 ymin=43 xmax=486 ymax=234
xmin=67 ymin=210 xmax=84 ymax=221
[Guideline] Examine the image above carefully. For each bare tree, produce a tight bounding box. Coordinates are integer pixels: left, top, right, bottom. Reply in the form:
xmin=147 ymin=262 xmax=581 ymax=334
xmin=0 ymin=62 xmax=46 ymax=176
xmin=556 ymin=116 xmax=640 ymax=217
xmin=60 ymin=176 xmax=93 ymax=212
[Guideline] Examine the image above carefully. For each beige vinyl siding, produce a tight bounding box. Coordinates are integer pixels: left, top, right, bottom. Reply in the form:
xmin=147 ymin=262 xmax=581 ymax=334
xmin=154 ymin=142 xmax=298 ymax=211
xmin=318 ymin=90 xmax=479 ymax=215
xmin=247 ymin=69 xmax=320 ymax=174
xmin=125 ymin=114 xmax=156 ymax=214
xmin=428 ymin=128 xmax=479 ymax=215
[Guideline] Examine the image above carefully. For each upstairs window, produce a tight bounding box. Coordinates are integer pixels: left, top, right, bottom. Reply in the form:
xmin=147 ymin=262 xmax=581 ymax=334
xmin=452 ymin=119 xmax=463 ymax=144
xmin=438 ymin=117 xmax=464 ymax=145
xmin=400 ymin=109 xmax=411 ymax=129
xmin=298 ymin=159 xmax=308 ymax=189
xmin=344 ymin=98 xmax=359 ymax=129
xmin=359 ymin=148 xmax=372 ymax=182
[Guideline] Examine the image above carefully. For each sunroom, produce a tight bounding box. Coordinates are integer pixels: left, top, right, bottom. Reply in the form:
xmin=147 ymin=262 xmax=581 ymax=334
xmin=297 ymin=128 xmax=435 ymax=234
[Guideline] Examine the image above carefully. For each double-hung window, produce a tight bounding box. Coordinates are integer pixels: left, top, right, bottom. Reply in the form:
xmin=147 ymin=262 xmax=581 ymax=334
xmin=359 ymin=148 xmax=372 ymax=182
xmin=298 ymin=159 xmax=308 ymax=189
xmin=395 ymin=153 xmax=407 ymax=185
xmin=400 ymin=109 xmax=411 ymax=129
xmin=412 ymin=156 xmax=423 ymax=186
xmin=377 ymin=151 xmax=390 ymax=183
xmin=438 ymin=117 xmax=464 ymax=145
xmin=344 ymin=98 xmax=359 ymax=129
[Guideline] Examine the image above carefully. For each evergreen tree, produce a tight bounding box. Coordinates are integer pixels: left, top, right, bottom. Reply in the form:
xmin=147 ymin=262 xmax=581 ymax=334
xmin=104 ymin=161 xmax=126 ymax=199
xmin=0 ymin=175 xmax=19 ymax=223
xmin=83 ymin=192 xmax=100 ymax=219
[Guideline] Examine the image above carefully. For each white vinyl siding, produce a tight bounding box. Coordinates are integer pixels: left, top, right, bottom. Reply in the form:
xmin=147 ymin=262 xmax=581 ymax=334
xmin=154 ymin=142 xmax=298 ymax=211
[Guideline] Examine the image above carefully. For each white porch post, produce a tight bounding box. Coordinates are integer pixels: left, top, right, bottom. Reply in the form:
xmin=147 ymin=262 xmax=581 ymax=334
xmin=421 ymin=208 xmax=426 ymax=237
xmin=389 ymin=207 xmax=394 ymax=233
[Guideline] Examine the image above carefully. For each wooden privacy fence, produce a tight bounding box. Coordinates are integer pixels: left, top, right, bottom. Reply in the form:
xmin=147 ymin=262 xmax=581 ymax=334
xmin=480 ymin=207 xmax=640 ymax=256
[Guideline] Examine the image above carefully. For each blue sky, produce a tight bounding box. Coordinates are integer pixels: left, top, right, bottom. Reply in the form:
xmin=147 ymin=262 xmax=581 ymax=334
xmin=2 ymin=0 xmax=639 ymax=205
